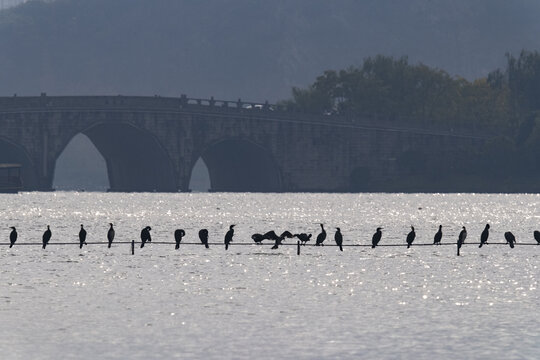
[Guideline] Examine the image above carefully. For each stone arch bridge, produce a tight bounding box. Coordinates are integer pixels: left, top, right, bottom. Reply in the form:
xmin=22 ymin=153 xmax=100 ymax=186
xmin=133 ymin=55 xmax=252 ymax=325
xmin=0 ymin=95 xmax=487 ymax=192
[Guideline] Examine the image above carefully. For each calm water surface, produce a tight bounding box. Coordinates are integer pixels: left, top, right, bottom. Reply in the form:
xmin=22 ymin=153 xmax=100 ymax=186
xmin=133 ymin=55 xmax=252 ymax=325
xmin=0 ymin=192 xmax=538 ymax=359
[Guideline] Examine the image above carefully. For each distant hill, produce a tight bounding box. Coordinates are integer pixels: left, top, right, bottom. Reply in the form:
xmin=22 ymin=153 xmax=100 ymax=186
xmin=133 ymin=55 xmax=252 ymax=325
xmin=1 ymin=0 xmax=540 ymax=102
xmin=0 ymin=0 xmax=30 ymax=11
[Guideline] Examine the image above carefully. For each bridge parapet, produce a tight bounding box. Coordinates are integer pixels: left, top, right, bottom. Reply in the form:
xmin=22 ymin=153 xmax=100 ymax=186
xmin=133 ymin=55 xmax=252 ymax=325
xmin=0 ymin=95 xmax=491 ymax=139
xmin=0 ymin=94 xmax=276 ymax=112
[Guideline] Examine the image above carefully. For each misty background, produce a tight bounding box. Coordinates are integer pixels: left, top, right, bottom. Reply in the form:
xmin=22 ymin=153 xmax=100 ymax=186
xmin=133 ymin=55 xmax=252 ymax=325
xmin=1 ymin=0 xmax=540 ymax=190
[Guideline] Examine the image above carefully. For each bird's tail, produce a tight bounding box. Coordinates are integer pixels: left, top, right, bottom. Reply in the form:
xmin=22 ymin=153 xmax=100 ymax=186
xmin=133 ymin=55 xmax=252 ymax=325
xmin=108 ymin=242 xmax=112 ymax=249
xmin=80 ymin=243 xmax=83 ymax=249
xmin=339 ymin=244 xmax=343 ymax=251
xmin=225 ymin=243 xmax=229 ymax=251
xmin=175 ymin=243 xmax=180 ymax=250
xmin=42 ymin=243 xmax=46 ymax=249
xmin=372 ymin=244 xmax=376 ymax=248
xmin=407 ymin=243 xmax=410 ymax=249
xmin=140 ymin=242 xmax=145 ymax=248
xmin=9 ymin=243 xmax=13 ymax=248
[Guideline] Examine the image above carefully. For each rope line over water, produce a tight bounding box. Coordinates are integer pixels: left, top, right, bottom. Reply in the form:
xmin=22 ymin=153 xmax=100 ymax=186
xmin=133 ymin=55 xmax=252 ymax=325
xmin=1 ymin=240 xmax=538 ymax=258
xmin=0 ymin=241 xmax=538 ymax=247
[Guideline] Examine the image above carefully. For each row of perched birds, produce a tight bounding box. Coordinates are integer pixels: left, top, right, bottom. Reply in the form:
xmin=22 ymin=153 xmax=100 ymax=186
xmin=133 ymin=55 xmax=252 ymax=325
xmin=357 ymin=224 xmax=531 ymax=250
xmin=5 ymin=223 xmax=540 ymax=250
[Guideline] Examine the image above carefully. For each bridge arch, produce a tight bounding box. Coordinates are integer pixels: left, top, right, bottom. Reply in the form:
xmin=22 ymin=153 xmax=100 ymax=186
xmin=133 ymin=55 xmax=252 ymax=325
xmin=0 ymin=136 xmax=38 ymax=190
xmin=193 ymin=138 xmax=282 ymax=192
xmin=53 ymin=122 xmax=178 ymax=192
xmin=53 ymin=133 xmax=109 ymax=191
xmin=350 ymin=166 xmax=372 ymax=192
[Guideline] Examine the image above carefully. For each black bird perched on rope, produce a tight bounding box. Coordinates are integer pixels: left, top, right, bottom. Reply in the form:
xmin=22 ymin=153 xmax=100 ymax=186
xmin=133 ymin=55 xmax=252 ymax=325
xmin=42 ymin=225 xmax=51 ymax=249
xmin=372 ymin=227 xmax=382 ymax=248
xmin=224 ymin=225 xmax=235 ymax=250
xmin=406 ymin=226 xmax=416 ymax=249
xmin=457 ymin=226 xmax=467 ymax=256
xmin=270 ymin=230 xmax=294 ymax=249
xmin=433 ymin=225 xmax=442 ymax=245
xmin=334 ymin=228 xmax=343 ymax=251
xmin=315 ymin=224 xmax=327 ymax=246
xmin=140 ymin=226 xmax=152 ymax=248
xmin=199 ymin=229 xmax=209 ymax=248
xmin=295 ymin=233 xmax=312 ymax=246
xmin=268 ymin=231 xmax=282 ymax=250
xmin=262 ymin=231 xmax=280 ymax=241
xmin=504 ymin=231 xmax=516 ymax=249
xmin=251 ymin=233 xmax=265 ymax=244
xmin=174 ymin=229 xmax=186 ymax=250
xmin=9 ymin=226 xmax=17 ymax=248
xmin=534 ymin=230 xmax=540 ymax=245
xmin=79 ymin=224 xmax=87 ymax=249
xmin=280 ymin=231 xmax=294 ymax=241
xmin=479 ymin=224 xmax=490 ymax=248
xmin=107 ymin=223 xmax=115 ymax=248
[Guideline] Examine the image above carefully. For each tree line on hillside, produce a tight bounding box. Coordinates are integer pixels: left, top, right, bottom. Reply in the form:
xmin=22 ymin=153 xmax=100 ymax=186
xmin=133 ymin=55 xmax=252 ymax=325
xmin=281 ymin=51 xmax=540 ymax=192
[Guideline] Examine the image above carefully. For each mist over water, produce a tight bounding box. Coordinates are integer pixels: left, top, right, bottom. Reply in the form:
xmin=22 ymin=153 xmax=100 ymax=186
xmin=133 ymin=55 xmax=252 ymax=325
xmin=0 ymin=192 xmax=538 ymax=359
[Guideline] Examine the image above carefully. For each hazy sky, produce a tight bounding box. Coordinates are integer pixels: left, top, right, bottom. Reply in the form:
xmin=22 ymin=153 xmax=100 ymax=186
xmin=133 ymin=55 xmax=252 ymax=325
xmin=1 ymin=0 xmax=539 ymax=101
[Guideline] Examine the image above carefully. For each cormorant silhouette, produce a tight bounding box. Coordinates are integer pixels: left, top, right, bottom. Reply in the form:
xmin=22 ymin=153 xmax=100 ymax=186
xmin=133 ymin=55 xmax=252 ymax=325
xmin=479 ymin=224 xmax=490 ymax=248
xmin=433 ymin=225 xmax=442 ymax=245
xmin=140 ymin=226 xmax=152 ymax=248
xmin=280 ymin=231 xmax=294 ymax=240
xmin=224 ymin=225 xmax=235 ymax=250
xmin=372 ymin=227 xmax=382 ymax=248
xmin=9 ymin=227 xmax=17 ymax=248
xmin=315 ymin=224 xmax=326 ymax=246
xmin=458 ymin=226 xmax=467 ymax=245
xmin=42 ymin=225 xmax=51 ymax=249
xmin=406 ymin=226 xmax=416 ymax=248
xmin=294 ymin=233 xmax=312 ymax=245
xmin=199 ymin=229 xmax=209 ymax=248
xmin=174 ymin=229 xmax=186 ymax=250
xmin=79 ymin=224 xmax=87 ymax=249
xmin=262 ymin=231 xmax=280 ymax=241
xmin=457 ymin=226 xmax=467 ymax=255
xmin=334 ymin=228 xmax=343 ymax=251
xmin=270 ymin=230 xmax=294 ymax=249
xmin=534 ymin=230 xmax=540 ymax=245
xmin=251 ymin=233 xmax=265 ymax=244
xmin=107 ymin=223 xmax=115 ymax=248
xmin=504 ymin=231 xmax=516 ymax=248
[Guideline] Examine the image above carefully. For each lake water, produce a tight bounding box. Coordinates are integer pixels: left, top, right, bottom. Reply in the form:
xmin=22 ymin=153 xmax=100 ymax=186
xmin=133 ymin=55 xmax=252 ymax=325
xmin=0 ymin=192 xmax=538 ymax=359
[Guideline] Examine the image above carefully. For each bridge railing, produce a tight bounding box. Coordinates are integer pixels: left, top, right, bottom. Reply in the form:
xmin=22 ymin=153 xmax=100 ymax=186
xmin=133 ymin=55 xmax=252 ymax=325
xmin=0 ymin=94 xmax=495 ymax=138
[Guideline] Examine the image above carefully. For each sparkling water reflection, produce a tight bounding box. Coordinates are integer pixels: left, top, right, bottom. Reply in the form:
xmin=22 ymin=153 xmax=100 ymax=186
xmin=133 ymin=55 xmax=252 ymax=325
xmin=0 ymin=192 xmax=539 ymax=359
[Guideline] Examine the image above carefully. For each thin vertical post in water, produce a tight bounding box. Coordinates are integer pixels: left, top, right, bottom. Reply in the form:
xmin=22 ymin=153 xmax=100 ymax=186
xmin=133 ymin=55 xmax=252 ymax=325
xmin=297 ymin=241 xmax=300 ymax=256
xmin=131 ymin=240 xmax=135 ymax=255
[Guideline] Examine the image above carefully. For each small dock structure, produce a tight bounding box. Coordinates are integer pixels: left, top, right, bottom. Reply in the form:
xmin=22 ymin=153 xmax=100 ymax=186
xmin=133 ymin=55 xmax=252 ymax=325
xmin=0 ymin=163 xmax=22 ymax=193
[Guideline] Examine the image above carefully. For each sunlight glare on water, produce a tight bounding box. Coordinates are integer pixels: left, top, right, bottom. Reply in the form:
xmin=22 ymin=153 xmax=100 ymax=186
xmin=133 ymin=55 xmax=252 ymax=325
xmin=0 ymin=192 xmax=539 ymax=359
